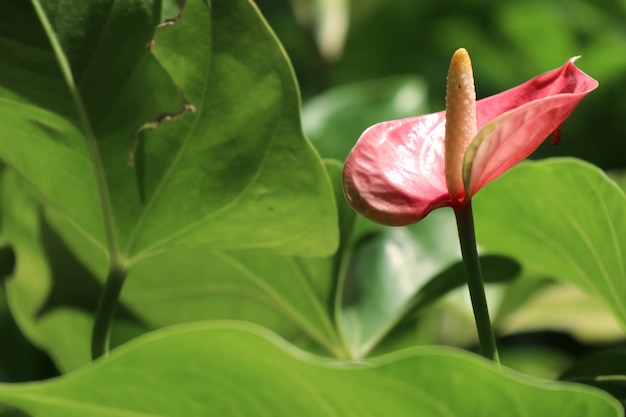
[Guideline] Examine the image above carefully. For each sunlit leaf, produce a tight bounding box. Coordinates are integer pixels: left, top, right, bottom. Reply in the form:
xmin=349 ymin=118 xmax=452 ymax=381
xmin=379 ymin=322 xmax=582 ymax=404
xmin=0 ymin=0 xmax=337 ymax=267
xmin=0 ymin=322 xmax=620 ymax=417
xmin=129 ymin=0 xmax=338 ymax=258
xmin=123 ymin=160 xmax=350 ymax=358
xmin=0 ymin=160 xmax=347 ymax=371
xmin=474 ymin=158 xmax=626 ymax=331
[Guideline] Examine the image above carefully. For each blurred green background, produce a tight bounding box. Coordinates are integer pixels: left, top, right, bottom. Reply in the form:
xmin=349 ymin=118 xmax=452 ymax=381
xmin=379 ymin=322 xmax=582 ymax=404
xmin=257 ymin=0 xmax=626 ymax=170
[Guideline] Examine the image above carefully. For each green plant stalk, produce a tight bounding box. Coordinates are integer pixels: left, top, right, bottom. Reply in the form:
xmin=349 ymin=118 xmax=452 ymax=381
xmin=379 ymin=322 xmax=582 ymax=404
xmin=31 ymin=0 xmax=119 ymax=262
xmin=91 ymin=266 xmax=128 ymax=360
xmin=33 ymin=0 xmax=125 ymax=361
xmin=453 ymin=201 xmax=500 ymax=364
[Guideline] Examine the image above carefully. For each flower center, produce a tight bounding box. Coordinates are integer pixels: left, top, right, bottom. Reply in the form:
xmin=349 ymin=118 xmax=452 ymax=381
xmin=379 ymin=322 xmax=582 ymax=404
xmin=444 ymin=48 xmax=477 ymax=203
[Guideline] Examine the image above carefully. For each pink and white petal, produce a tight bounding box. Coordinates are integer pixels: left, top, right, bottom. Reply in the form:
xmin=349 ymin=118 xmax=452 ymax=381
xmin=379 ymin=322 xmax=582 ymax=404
xmin=475 ymin=58 xmax=598 ymax=131
xmin=343 ymin=112 xmax=451 ymax=226
xmin=464 ymin=60 xmax=598 ymax=195
xmin=465 ymin=91 xmax=594 ymax=195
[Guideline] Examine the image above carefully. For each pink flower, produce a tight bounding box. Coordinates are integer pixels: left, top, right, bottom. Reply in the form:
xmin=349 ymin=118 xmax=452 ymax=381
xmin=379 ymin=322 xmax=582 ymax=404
xmin=343 ymin=50 xmax=598 ymax=226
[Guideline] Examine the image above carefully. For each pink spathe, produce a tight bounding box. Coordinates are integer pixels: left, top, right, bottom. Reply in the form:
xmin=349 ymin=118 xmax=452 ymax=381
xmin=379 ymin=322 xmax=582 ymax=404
xmin=342 ymin=56 xmax=598 ymax=226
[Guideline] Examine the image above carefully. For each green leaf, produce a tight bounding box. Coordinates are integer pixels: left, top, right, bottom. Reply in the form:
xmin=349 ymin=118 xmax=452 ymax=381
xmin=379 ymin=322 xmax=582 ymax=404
xmin=122 ymin=160 xmax=351 ymax=358
xmin=338 ymin=210 xmax=459 ymax=358
xmin=123 ymin=244 xmax=345 ymax=359
xmin=0 ymin=0 xmax=337 ymax=267
xmin=130 ymin=0 xmax=337 ymax=258
xmin=303 ymin=75 xmax=428 ymax=161
xmin=0 ymin=322 xmax=621 ymax=417
xmin=0 ymin=170 xmax=145 ymax=371
xmin=0 ymin=0 xmax=341 ymax=370
xmin=0 ymin=0 xmax=179 ymax=259
xmin=474 ymin=158 xmax=626 ymax=331
xmin=338 ymin=208 xmax=521 ymax=359
xmin=0 ymin=161 xmax=348 ymax=371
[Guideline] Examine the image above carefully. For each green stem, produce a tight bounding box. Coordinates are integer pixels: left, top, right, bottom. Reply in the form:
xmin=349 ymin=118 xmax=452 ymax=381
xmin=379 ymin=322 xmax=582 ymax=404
xmin=31 ymin=0 xmax=119 ymax=263
xmin=91 ymin=266 xmax=128 ymax=360
xmin=33 ymin=0 xmax=125 ymax=361
xmin=453 ymin=201 xmax=500 ymax=364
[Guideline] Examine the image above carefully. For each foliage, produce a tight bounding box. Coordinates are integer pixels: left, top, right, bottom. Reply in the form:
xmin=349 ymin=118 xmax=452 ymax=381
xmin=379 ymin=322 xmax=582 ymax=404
xmin=0 ymin=0 xmax=625 ymax=415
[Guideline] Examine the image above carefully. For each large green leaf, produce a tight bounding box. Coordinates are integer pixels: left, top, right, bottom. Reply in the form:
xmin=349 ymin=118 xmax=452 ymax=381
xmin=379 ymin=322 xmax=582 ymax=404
xmin=122 ymin=160 xmax=351 ymax=358
xmin=474 ymin=158 xmax=626 ymax=331
xmin=0 ymin=0 xmax=337 ymax=266
xmin=0 ymin=322 xmax=621 ymax=417
xmin=128 ymin=0 xmax=338 ymax=258
xmin=0 ymin=160 xmax=347 ymax=371
xmin=0 ymin=0 xmax=177 ymax=259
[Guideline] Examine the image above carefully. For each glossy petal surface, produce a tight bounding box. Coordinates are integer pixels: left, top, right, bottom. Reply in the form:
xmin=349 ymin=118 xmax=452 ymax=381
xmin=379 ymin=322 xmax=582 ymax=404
xmin=465 ymin=59 xmax=599 ymax=194
xmin=343 ymin=111 xmax=449 ymax=225
xmin=343 ymin=59 xmax=597 ymax=226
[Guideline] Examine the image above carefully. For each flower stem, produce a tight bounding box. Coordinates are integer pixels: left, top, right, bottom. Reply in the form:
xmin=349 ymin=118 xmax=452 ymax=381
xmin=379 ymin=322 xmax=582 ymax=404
xmin=91 ymin=266 xmax=128 ymax=360
xmin=453 ymin=201 xmax=500 ymax=364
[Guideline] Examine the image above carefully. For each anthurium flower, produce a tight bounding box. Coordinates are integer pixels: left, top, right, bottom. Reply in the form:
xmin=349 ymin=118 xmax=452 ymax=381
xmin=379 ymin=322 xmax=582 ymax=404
xmin=343 ymin=49 xmax=598 ymax=226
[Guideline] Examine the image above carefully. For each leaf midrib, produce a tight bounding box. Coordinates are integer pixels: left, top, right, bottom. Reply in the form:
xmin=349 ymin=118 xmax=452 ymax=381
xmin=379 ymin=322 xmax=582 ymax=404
xmin=31 ymin=0 xmax=119 ymax=265
xmin=542 ymin=174 xmax=626 ymax=322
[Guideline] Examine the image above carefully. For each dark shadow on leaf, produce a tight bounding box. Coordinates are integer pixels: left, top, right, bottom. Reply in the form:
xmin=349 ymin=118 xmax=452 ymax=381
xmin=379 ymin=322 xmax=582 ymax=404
xmin=0 ymin=227 xmax=57 ymax=382
xmin=0 ymin=283 xmax=59 ymax=381
xmin=132 ymin=131 xmax=147 ymax=204
xmin=340 ymin=232 xmax=376 ymax=308
xmin=0 ymin=403 xmax=34 ymax=417
xmin=0 ymin=246 xmax=15 ymax=285
xmin=560 ymin=346 xmax=626 ymax=407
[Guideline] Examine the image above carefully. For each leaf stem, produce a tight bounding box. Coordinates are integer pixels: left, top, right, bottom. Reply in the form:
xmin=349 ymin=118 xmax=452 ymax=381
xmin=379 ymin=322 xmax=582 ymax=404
xmin=453 ymin=201 xmax=500 ymax=364
xmin=32 ymin=0 xmax=119 ymax=262
xmin=32 ymin=0 xmax=126 ymax=360
xmin=91 ymin=266 xmax=128 ymax=360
